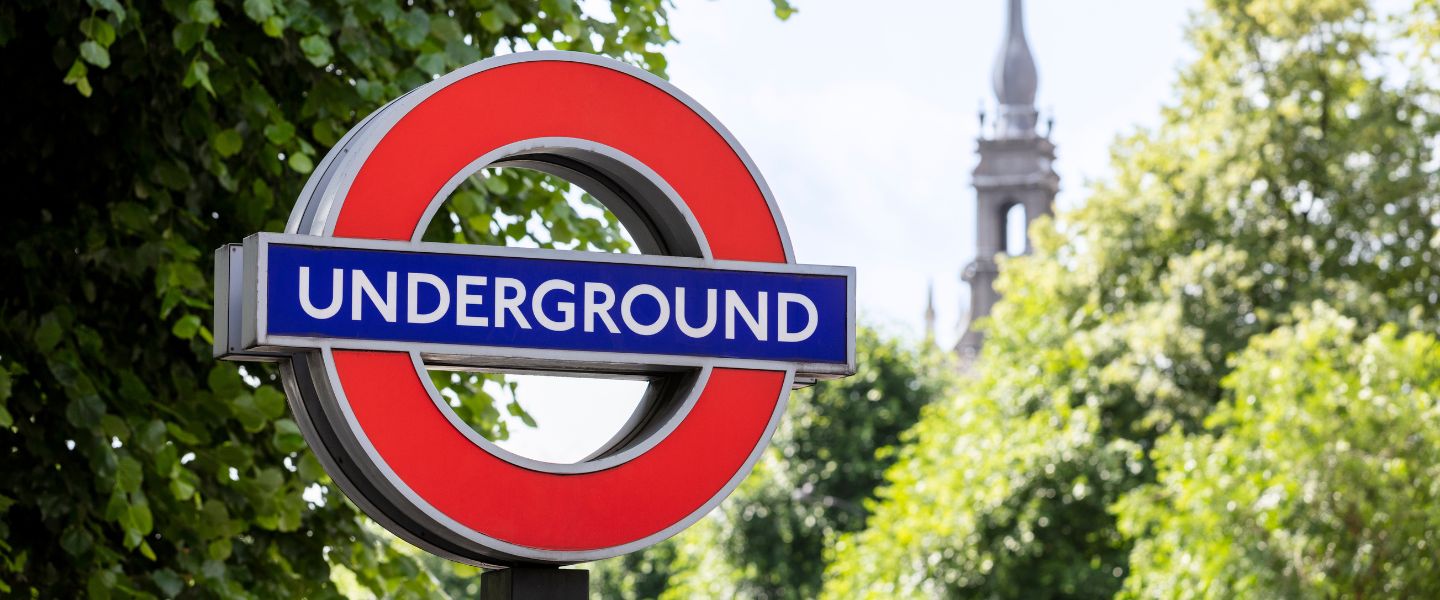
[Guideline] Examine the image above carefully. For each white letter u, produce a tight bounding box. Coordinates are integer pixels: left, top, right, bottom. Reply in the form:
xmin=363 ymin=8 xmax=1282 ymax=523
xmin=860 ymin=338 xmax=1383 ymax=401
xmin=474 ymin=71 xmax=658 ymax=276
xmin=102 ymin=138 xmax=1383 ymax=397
xmin=299 ymin=267 xmax=343 ymax=319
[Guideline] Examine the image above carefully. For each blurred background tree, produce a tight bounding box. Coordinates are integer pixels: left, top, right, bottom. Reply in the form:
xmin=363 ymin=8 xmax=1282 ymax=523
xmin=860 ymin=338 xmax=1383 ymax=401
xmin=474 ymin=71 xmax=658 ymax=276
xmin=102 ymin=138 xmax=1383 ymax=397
xmin=591 ymin=327 xmax=954 ymax=600
xmin=1117 ymin=305 xmax=1440 ymax=598
xmin=823 ymin=0 xmax=1439 ymax=597
xmin=0 ymin=0 xmax=789 ymax=596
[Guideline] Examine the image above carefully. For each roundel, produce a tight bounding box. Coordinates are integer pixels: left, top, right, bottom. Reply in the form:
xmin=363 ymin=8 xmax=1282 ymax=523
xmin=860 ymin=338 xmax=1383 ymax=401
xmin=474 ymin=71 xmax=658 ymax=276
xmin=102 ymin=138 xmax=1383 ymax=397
xmin=215 ymin=51 xmax=855 ymax=566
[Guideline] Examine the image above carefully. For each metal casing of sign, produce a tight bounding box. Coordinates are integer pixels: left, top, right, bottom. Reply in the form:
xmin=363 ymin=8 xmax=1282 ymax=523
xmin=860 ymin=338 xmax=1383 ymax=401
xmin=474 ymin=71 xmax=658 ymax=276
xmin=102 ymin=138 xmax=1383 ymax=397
xmin=214 ymin=51 xmax=856 ymax=567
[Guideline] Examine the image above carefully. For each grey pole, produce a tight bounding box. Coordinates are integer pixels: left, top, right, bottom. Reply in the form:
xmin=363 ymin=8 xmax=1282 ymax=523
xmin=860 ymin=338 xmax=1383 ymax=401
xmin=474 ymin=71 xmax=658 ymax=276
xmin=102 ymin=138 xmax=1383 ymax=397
xmin=480 ymin=567 xmax=589 ymax=599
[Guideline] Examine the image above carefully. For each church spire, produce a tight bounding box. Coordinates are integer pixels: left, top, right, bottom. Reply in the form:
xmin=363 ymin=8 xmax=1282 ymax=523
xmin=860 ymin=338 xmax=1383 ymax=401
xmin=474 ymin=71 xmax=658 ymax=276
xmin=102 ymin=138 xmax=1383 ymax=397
xmin=924 ymin=280 xmax=937 ymax=343
xmin=990 ymin=0 xmax=1039 ymax=138
xmin=957 ymin=0 xmax=1058 ymax=362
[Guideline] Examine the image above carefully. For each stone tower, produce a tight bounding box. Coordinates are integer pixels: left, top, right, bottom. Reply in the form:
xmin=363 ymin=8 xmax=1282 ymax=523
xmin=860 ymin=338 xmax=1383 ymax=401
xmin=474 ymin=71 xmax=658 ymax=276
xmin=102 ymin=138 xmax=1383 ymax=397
xmin=956 ymin=0 xmax=1058 ymax=359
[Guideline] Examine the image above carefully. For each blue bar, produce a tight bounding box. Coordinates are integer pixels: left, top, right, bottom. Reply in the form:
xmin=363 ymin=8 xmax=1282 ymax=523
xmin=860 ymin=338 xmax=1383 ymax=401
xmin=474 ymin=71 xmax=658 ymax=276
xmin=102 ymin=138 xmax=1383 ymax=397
xmin=264 ymin=244 xmax=849 ymax=365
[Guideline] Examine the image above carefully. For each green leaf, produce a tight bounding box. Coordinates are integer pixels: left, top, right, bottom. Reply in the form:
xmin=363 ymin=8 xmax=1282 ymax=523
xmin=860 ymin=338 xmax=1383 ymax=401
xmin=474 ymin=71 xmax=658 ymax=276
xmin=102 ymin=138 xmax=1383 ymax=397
xmin=200 ymin=559 xmax=225 ymax=582
xmin=262 ymin=15 xmax=285 ymax=37
xmin=311 ymin=118 xmax=342 ymax=147
xmin=80 ymin=17 xmax=117 ymax=46
xmin=271 ymin=419 xmax=306 ymax=453
xmin=152 ymin=569 xmax=184 ymax=597
xmin=100 ymin=414 xmax=128 ymax=441
xmin=91 ymin=0 xmax=127 ymax=22
xmin=430 ymin=16 xmax=463 ymax=41
xmin=480 ymin=11 xmax=504 ymax=33
xmin=153 ymin=160 xmax=193 ymax=191
xmin=61 ymin=57 xmax=93 ymax=96
xmin=229 ymin=392 xmax=267 ymax=433
xmin=0 ymin=368 xmax=11 ymax=428
xmin=189 ymin=0 xmax=219 ymax=24
xmin=199 ymin=497 xmax=231 ymax=534
xmin=116 ymin=455 xmax=143 ymax=494
xmin=561 ymin=19 xmax=582 ymax=39
xmin=88 ymin=569 xmax=117 ymax=600
xmin=111 ymin=201 xmax=151 ymax=232
xmin=254 ymin=385 xmax=286 ymax=419
xmin=416 ymin=51 xmax=446 ymax=76
xmin=263 ymin=121 xmax=294 ymax=145
xmin=34 ymin=313 xmax=63 ymax=352
xmin=61 ymin=526 xmax=93 ymax=557
xmin=445 ymin=40 xmax=480 ymax=65
xmin=207 ymin=538 xmax=232 ymax=561
xmin=136 ymin=419 xmax=167 ymax=454
xmin=242 ymin=0 xmax=274 ymax=23
xmin=396 ymin=9 xmax=430 ymax=48
xmin=65 ymin=395 xmax=105 ymax=428
xmin=287 ymin=152 xmax=314 ymax=174
xmin=182 ymin=59 xmax=213 ymax=95
xmin=483 ymin=174 xmax=509 ymax=195
xmin=104 ymin=491 xmax=127 ymax=521
xmin=255 ymin=467 xmax=283 ymax=494
xmin=506 ymin=401 xmax=537 ymax=428
xmin=119 ymin=501 xmax=153 ymax=546
xmin=171 ymin=314 xmax=201 ymax=340
xmin=172 ymin=23 xmax=206 ymax=54
xmin=154 ymin=444 xmax=179 ymax=479
xmin=170 ymin=470 xmax=198 ymax=501
xmin=466 ymin=214 xmax=492 ymax=235
xmin=298 ymin=35 xmax=333 ymax=67
xmin=297 ymin=451 xmax=325 ymax=482
xmin=212 ymin=128 xmax=243 ymax=157
xmin=79 ymin=41 xmax=110 ymax=68
xmin=772 ymin=0 xmax=797 ymax=20
xmin=276 ymin=495 xmax=303 ymax=531
xmin=208 ymin=365 xmax=243 ymax=397
xmin=165 ymin=422 xmax=201 ymax=445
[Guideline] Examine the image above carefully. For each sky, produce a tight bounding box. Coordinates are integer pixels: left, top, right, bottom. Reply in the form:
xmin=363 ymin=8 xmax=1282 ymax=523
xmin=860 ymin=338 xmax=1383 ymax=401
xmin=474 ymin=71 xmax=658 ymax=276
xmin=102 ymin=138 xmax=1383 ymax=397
xmin=493 ymin=0 xmax=1204 ymax=463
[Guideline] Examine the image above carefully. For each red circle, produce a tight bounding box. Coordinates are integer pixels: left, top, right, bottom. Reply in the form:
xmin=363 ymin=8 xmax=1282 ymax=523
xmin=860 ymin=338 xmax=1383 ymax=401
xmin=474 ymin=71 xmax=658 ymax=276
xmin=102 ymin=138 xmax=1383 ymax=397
xmin=328 ymin=60 xmax=788 ymax=551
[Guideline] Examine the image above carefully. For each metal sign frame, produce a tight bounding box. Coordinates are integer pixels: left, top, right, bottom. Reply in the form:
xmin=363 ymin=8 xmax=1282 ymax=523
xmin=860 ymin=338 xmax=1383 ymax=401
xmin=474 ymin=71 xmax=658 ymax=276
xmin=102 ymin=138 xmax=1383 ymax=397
xmin=215 ymin=51 xmax=856 ymax=567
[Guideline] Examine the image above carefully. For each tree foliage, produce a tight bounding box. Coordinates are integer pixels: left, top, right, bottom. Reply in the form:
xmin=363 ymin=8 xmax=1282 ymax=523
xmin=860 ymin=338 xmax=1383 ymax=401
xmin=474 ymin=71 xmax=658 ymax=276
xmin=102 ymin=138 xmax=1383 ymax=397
xmin=824 ymin=0 xmax=1440 ymax=596
xmin=1117 ymin=305 xmax=1440 ymax=598
xmin=591 ymin=327 xmax=953 ymax=599
xmin=0 ymin=0 xmax=793 ymax=596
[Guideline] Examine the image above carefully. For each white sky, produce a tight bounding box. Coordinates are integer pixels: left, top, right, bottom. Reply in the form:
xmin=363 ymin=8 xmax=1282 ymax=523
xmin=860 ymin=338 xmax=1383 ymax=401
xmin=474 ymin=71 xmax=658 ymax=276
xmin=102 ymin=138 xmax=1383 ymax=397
xmin=494 ymin=0 xmax=1202 ymax=462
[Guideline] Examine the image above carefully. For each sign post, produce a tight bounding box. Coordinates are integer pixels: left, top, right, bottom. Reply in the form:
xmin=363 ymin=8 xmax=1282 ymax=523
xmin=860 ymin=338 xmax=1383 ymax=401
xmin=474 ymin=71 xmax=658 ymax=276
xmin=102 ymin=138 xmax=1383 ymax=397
xmin=215 ymin=51 xmax=855 ymax=595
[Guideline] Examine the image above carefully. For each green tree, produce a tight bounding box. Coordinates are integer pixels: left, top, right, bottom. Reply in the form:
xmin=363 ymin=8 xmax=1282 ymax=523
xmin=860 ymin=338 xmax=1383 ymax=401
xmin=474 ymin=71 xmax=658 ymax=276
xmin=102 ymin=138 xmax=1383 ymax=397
xmin=591 ymin=327 xmax=953 ymax=599
xmin=824 ymin=0 xmax=1439 ymax=596
xmin=0 ymin=0 xmax=788 ymax=596
xmin=1116 ymin=304 xmax=1440 ymax=598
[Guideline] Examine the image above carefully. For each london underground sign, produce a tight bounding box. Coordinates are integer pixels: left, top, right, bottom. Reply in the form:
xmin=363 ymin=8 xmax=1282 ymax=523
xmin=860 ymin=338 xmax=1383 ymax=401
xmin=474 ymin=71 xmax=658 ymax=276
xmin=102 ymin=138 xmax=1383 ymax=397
xmin=245 ymin=237 xmax=850 ymax=370
xmin=214 ymin=52 xmax=855 ymax=567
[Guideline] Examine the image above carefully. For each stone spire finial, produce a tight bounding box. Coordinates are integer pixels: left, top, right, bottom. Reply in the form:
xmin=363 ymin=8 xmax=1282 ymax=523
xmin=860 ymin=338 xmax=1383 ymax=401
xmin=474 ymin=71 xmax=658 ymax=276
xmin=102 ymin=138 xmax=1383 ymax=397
xmin=990 ymin=0 xmax=1039 ymax=137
